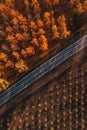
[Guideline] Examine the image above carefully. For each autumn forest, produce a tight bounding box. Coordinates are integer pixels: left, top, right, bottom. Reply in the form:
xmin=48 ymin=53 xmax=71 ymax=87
xmin=0 ymin=0 xmax=87 ymax=92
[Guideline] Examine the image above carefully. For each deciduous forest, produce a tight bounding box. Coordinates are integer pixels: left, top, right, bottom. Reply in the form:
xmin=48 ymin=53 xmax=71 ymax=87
xmin=0 ymin=0 xmax=87 ymax=92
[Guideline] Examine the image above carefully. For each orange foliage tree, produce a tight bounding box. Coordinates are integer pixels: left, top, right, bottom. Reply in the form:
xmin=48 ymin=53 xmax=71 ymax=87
xmin=21 ymin=49 xmax=28 ymax=58
xmin=30 ymin=21 xmax=37 ymax=30
xmin=26 ymin=46 xmax=35 ymax=55
xmin=15 ymin=33 xmax=24 ymax=41
xmin=52 ymin=25 xmax=59 ymax=39
xmin=31 ymin=38 xmax=39 ymax=47
xmin=24 ymin=0 xmax=30 ymax=7
xmin=57 ymin=14 xmax=70 ymax=39
xmin=6 ymin=34 xmax=17 ymax=44
xmin=39 ymin=35 xmax=48 ymax=51
xmin=43 ymin=12 xmax=51 ymax=26
xmin=12 ymin=51 xmax=21 ymax=61
xmin=5 ymin=0 xmax=15 ymax=7
xmin=31 ymin=0 xmax=39 ymax=6
xmin=40 ymin=42 xmax=48 ymax=51
xmin=5 ymin=60 xmax=14 ymax=69
xmin=37 ymin=20 xmax=44 ymax=28
xmin=38 ymin=28 xmax=46 ymax=35
xmin=53 ymin=0 xmax=59 ymax=5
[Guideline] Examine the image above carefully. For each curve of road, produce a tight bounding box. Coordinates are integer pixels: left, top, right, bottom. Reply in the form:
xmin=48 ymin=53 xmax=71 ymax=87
xmin=0 ymin=35 xmax=87 ymax=106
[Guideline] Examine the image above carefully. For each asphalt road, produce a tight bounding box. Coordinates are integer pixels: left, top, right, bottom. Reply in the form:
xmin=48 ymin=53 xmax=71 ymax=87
xmin=0 ymin=35 xmax=87 ymax=106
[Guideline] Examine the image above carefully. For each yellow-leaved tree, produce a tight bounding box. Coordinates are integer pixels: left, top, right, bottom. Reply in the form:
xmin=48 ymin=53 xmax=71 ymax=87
xmin=0 ymin=52 xmax=8 ymax=62
xmin=76 ymin=2 xmax=83 ymax=13
xmin=0 ymin=79 xmax=9 ymax=92
xmin=83 ymin=0 xmax=87 ymax=12
xmin=15 ymin=59 xmax=28 ymax=73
